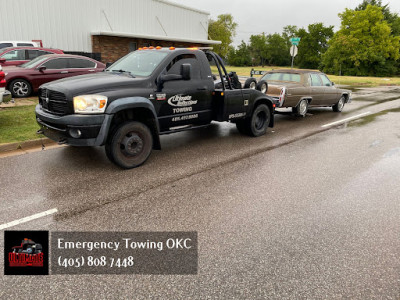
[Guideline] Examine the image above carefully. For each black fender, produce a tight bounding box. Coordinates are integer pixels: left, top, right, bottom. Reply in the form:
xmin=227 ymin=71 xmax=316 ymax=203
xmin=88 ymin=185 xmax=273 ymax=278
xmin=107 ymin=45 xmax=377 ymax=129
xmin=103 ymin=97 xmax=161 ymax=150
xmin=253 ymin=95 xmax=275 ymax=128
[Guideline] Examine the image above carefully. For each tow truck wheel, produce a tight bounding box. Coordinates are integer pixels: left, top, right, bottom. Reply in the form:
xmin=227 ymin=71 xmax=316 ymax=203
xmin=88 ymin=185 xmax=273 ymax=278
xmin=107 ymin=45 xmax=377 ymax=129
xmin=333 ymin=96 xmax=345 ymax=112
xmin=246 ymin=104 xmax=270 ymax=137
xmin=235 ymin=120 xmax=248 ymax=135
xmin=106 ymin=121 xmax=153 ymax=169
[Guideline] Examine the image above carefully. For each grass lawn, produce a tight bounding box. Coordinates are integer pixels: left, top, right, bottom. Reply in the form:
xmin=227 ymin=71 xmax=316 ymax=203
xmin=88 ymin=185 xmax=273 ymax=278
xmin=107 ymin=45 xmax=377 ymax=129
xmin=0 ymin=105 xmax=40 ymax=144
xmin=211 ymin=66 xmax=400 ymax=87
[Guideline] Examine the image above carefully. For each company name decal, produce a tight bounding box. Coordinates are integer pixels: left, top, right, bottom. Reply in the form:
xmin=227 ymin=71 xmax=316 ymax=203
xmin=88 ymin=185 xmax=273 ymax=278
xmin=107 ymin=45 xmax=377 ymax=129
xmin=168 ymin=94 xmax=198 ymax=107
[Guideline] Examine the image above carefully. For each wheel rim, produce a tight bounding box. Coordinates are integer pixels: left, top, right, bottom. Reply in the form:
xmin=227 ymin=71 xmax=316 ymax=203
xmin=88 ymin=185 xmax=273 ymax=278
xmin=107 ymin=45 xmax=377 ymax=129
xmin=120 ymin=132 xmax=144 ymax=157
xmin=261 ymin=83 xmax=267 ymax=93
xmin=12 ymin=81 xmax=29 ymax=96
xmin=299 ymin=100 xmax=308 ymax=115
xmin=338 ymin=98 xmax=344 ymax=111
xmin=250 ymin=81 xmax=256 ymax=89
xmin=255 ymin=111 xmax=267 ymax=130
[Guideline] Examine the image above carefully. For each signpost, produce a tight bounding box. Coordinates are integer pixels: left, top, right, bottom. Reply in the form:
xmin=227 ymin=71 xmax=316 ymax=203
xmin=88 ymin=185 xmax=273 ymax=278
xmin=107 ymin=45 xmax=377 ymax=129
xmin=289 ymin=37 xmax=300 ymax=69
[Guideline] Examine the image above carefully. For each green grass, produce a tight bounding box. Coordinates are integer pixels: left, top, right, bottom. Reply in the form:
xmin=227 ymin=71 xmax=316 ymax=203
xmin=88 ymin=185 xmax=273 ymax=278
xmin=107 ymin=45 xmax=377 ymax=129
xmin=0 ymin=105 xmax=40 ymax=144
xmin=211 ymin=65 xmax=400 ymax=87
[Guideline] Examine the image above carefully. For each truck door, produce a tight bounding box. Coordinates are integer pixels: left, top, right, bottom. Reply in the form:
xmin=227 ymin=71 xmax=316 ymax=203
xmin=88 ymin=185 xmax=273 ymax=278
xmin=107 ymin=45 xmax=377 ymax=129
xmin=157 ymin=53 xmax=213 ymax=132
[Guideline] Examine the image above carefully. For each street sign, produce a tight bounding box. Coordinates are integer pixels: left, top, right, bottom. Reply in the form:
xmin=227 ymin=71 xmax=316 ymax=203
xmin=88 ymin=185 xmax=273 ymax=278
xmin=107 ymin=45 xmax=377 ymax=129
xmin=290 ymin=45 xmax=298 ymax=57
xmin=290 ymin=37 xmax=301 ymax=46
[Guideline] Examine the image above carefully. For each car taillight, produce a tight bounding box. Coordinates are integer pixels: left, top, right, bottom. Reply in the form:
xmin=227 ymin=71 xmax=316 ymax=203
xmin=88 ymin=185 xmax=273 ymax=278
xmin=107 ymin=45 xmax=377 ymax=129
xmin=0 ymin=71 xmax=6 ymax=88
xmin=278 ymin=87 xmax=286 ymax=107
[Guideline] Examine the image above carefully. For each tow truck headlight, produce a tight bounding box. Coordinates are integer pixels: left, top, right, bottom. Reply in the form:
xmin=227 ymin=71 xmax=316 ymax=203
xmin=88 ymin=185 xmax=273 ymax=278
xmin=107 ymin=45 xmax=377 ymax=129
xmin=73 ymin=95 xmax=108 ymax=114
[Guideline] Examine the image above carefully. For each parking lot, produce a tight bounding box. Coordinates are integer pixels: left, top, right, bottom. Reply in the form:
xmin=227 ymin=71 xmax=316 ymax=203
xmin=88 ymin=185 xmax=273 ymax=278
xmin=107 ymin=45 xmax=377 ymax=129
xmin=1 ymin=86 xmax=399 ymax=298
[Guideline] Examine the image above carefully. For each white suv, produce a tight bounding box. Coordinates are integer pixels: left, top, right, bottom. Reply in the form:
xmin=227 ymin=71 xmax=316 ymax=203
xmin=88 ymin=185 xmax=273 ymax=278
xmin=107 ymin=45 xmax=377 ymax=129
xmin=0 ymin=41 xmax=39 ymax=50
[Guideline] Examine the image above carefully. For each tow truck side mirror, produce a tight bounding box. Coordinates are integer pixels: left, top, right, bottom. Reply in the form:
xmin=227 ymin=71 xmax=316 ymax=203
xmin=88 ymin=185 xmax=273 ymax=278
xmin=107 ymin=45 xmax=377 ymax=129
xmin=181 ymin=63 xmax=191 ymax=80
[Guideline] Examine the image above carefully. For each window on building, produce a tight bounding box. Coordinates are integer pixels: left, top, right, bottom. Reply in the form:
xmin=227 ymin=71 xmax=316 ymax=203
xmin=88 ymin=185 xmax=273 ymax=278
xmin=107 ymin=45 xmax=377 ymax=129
xmin=129 ymin=42 xmax=137 ymax=52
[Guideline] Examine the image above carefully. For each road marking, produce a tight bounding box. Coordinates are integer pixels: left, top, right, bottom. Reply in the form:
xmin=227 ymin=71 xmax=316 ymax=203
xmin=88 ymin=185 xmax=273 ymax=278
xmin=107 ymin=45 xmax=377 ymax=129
xmin=0 ymin=208 xmax=58 ymax=230
xmin=321 ymin=112 xmax=372 ymax=128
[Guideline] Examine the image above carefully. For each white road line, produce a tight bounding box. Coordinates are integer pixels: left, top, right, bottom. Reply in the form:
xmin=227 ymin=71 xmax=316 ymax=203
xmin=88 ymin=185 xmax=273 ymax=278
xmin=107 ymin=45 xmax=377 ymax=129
xmin=321 ymin=112 xmax=372 ymax=128
xmin=0 ymin=208 xmax=58 ymax=230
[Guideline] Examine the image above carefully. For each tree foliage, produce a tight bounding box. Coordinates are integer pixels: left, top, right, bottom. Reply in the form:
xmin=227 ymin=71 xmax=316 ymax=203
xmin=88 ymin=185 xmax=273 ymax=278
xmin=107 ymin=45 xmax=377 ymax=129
xmin=265 ymin=33 xmax=291 ymax=66
xmin=227 ymin=42 xmax=252 ymax=66
xmin=322 ymin=5 xmax=400 ymax=76
xmin=296 ymin=23 xmax=334 ymax=69
xmin=208 ymin=14 xmax=238 ymax=59
xmin=249 ymin=34 xmax=268 ymax=66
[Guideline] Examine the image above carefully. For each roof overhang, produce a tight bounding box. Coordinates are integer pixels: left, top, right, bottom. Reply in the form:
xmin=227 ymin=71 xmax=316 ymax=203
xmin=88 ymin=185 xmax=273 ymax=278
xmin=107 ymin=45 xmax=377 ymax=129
xmin=91 ymin=31 xmax=221 ymax=45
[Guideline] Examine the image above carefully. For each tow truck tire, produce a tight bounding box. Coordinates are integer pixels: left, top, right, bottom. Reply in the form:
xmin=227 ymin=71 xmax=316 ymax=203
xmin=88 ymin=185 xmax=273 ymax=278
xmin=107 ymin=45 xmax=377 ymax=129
xmin=244 ymin=78 xmax=257 ymax=89
xmin=9 ymin=79 xmax=32 ymax=98
xmin=256 ymin=80 xmax=268 ymax=93
xmin=246 ymin=104 xmax=270 ymax=137
xmin=106 ymin=121 xmax=153 ymax=169
xmin=292 ymin=99 xmax=308 ymax=117
xmin=333 ymin=96 xmax=345 ymax=112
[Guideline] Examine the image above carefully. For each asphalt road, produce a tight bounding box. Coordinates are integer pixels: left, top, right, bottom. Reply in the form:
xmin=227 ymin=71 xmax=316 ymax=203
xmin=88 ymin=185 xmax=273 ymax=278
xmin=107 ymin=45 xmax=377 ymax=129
xmin=0 ymin=86 xmax=400 ymax=299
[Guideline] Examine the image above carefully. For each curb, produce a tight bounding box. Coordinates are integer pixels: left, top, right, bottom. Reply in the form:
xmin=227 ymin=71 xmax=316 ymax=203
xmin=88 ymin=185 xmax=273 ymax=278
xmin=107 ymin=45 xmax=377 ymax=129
xmin=0 ymin=138 xmax=57 ymax=153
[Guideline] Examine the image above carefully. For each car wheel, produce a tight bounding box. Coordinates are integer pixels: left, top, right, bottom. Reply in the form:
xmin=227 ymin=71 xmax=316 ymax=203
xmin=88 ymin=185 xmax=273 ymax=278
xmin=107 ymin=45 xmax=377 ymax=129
xmin=292 ymin=99 xmax=308 ymax=117
xmin=105 ymin=121 xmax=153 ymax=169
xmin=256 ymin=80 xmax=268 ymax=93
xmin=333 ymin=96 xmax=345 ymax=112
xmin=244 ymin=104 xmax=270 ymax=137
xmin=244 ymin=78 xmax=257 ymax=89
xmin=9 ymin=79 xmax=32 ymax=98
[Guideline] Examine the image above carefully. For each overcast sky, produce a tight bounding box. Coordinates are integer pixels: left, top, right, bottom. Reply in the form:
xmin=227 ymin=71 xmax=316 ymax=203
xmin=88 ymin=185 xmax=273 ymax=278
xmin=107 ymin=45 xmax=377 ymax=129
xmin=180 ymin=0 xmax=400 ymax=46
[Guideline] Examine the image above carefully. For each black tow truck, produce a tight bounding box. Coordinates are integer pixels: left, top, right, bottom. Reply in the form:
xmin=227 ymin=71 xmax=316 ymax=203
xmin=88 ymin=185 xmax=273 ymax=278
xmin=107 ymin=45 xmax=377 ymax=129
xmin=36 ymin=48 xmax=276 ymax=169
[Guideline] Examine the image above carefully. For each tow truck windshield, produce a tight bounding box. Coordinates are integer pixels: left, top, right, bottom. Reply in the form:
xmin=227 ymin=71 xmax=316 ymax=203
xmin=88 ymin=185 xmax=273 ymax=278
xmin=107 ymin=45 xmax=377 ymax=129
xmin=107 ymin=50 xmax=169 ymax=77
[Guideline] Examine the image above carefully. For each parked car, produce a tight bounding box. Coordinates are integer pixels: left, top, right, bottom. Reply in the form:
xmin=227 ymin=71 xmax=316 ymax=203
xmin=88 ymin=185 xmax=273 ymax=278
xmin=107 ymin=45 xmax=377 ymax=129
xmin=0 ymin=41 xmax=39 ymax=49
xmin=3 ymin=54 xmax=106 ymax=97
xmin=0 ymin=46 xmax=64 ymax=67
xmin=259 ymin=69 xmax=352 ymax=117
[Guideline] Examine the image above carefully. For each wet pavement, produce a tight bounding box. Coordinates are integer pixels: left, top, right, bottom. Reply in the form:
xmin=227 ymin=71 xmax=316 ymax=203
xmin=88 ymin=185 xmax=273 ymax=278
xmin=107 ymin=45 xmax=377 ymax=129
xmin=0 ymin=86 xmax=400 ymax=299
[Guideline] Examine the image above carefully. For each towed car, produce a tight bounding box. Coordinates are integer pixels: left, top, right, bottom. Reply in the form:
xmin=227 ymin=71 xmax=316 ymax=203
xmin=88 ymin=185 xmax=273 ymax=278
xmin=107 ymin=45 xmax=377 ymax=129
xmin=260 ymin=69 xmax=351 ymax=117
xmin=4 ymin=54 xmax=105 ymax=97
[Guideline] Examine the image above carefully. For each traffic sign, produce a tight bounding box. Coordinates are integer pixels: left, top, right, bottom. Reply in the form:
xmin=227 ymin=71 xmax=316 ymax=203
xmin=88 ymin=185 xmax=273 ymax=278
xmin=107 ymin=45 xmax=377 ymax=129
xmin=290 ymin=45 xmax=298 ymax=57
xmin=290 ymin=37 xmax=301 ymax=46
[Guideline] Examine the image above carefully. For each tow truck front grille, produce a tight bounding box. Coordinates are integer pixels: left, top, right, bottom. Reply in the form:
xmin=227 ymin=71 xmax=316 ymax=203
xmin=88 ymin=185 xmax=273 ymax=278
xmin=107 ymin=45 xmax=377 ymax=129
xmin=39 ymin=89 xmax=70 ymax=115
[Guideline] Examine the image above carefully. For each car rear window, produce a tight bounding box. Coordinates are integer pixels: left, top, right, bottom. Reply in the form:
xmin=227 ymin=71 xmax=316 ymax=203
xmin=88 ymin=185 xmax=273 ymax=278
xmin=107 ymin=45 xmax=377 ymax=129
xmin=68 ymin=58 xmax=95 ymax=68
xmin=262 ymin=72 xmax=301 ymax=82
xmin=17 ymin=43 xmax=34 ymax=47
xmin=0 ymin=43 xmax=13 ymax=49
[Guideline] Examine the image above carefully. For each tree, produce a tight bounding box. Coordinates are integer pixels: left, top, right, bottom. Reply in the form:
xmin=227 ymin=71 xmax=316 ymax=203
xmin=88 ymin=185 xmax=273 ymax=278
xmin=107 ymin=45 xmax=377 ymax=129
xmin=322 ymin=5 xmax=400 ymax=76
xmin=265 ymin=33 xmax=291 ymax=66
xmin=227 ymin=42 xmax=252 ymax=66
xmin=355 ymin=0 xmax=400 ymax=35
xmin=249 ymin=34 xmax=268 ymax=66
xmin=296 ymin=23 xmax=334 ymax=69
xmin=208 ymin=14 xmax=238 ymax=59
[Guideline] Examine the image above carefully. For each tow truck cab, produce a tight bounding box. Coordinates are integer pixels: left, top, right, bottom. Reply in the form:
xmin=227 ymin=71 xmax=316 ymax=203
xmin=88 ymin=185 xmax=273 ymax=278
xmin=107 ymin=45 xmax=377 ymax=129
xmin=36 ymin=48 xmax=275 ymax=169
